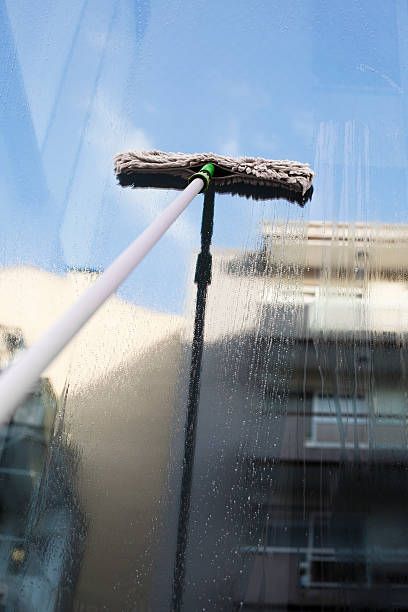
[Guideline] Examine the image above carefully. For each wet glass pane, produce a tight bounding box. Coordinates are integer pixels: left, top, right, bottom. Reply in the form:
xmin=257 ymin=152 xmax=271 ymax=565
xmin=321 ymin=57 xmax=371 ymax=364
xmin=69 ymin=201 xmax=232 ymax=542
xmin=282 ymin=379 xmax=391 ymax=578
xmin=1 ymin=0 xmax=408 ymax=610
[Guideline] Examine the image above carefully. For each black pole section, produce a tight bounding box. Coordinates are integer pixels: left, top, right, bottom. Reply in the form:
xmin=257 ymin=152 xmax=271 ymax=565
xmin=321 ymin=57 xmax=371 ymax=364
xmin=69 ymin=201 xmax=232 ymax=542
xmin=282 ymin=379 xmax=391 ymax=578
xmin=171 ymin=186 xmax=215 ymax=612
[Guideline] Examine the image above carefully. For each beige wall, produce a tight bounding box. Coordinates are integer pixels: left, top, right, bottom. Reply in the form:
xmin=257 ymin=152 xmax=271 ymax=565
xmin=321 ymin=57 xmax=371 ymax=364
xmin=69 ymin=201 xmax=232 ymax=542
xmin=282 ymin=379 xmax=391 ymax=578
xmin=0 ymin=266 xmax=186 ymax=610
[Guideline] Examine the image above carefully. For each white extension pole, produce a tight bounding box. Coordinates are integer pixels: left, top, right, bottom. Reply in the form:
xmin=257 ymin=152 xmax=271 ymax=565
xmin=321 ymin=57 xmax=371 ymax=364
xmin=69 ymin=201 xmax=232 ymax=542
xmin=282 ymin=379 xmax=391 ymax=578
xmin=0 ymin=177 xmax=205 ymax=423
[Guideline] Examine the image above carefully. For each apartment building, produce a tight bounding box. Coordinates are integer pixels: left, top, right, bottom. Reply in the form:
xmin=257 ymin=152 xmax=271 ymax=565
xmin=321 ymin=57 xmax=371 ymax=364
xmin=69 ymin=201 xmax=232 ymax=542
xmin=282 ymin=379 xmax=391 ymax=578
xmin=181 ymin=221 xmax=408 ymax=611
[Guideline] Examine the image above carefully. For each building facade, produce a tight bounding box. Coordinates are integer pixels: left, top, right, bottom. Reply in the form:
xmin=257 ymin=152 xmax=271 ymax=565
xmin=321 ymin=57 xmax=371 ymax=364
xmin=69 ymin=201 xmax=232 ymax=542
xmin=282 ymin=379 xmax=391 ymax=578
xmin=179 ymin=221 xmax=408 ymax=611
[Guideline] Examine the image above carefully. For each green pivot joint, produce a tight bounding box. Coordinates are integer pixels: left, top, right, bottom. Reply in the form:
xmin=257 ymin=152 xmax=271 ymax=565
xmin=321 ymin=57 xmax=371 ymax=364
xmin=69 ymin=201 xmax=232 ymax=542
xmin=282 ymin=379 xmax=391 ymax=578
xmin=188 ymin=162 xmax=215 ymax=192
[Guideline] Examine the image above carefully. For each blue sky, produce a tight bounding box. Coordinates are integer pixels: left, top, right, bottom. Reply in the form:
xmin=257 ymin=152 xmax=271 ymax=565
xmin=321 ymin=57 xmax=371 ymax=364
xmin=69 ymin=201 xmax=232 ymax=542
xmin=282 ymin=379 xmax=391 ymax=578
xmin=1 ymin=0 xmax=408 ymax=312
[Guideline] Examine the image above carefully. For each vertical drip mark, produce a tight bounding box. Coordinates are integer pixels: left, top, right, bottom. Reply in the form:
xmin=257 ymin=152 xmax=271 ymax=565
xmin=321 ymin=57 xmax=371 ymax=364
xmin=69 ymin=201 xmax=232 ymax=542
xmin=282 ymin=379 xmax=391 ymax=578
xmin=313 ymin=121 xmax=339 ymax=221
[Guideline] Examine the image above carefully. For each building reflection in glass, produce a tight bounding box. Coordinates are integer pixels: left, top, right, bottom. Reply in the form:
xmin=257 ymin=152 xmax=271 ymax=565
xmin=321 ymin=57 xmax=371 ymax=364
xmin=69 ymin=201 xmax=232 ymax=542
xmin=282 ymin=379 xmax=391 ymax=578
xmin=0 ymin=320 xmax=85 ymax=610
xmin=180 ymin=221 xmax=408 ymax=611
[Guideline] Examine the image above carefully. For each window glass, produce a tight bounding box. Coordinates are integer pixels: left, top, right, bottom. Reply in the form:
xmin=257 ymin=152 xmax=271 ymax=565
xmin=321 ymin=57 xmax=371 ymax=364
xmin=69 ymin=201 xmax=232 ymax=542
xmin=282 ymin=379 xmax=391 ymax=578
xmin=1 ymin=1 xmax=408 ymax=609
